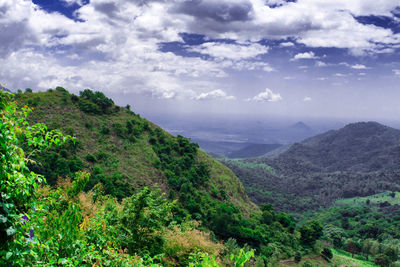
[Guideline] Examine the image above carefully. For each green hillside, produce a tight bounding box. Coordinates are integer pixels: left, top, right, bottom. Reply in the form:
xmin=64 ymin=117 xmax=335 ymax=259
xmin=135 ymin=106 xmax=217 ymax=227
xmin=2 ymin=88 xmax=329 ymax=266
xmin=16 ymin=88 xmax=256 ymax=214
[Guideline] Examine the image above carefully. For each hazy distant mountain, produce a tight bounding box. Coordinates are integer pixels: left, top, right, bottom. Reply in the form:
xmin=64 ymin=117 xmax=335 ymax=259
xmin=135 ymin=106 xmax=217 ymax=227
xmin=279 ymin=121 xmax=400 ymax=172
xmin=227 ymin=143 xmax=282 ymax=158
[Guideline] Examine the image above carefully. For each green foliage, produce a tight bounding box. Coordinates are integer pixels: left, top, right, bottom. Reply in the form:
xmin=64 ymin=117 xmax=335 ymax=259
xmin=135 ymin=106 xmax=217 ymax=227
xmin=79 ymin=89 xmax=114 ymax=114
xmin=321 ymin=247 xmax=333 ymax=261
xmin=118 ymin=187 xmax=172 ymax=256
xmin=300 ymin=221 xmax=323 ymax=247
xmin=0 ymin=91 xmax=71 ymax=262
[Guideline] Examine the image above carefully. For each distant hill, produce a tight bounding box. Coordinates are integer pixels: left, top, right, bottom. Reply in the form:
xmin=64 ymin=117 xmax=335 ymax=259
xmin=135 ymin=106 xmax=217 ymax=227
xmin=280 ymin=121 xmax=400 ymax=172
xmin=219 ymin=122 xmax=400 ymax=212
xmin=227 ymin=143 xmax=282 ymax=158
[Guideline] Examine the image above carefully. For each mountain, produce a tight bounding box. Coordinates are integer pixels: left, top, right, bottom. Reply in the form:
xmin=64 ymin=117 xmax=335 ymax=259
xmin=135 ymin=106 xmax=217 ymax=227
xmin=17 ymin=88 xmax=256 ymax=215
xmin=219 ymin=122 xmax=400 ymax=212
xmin=2 ymin=87 xmax=323 ymax=266
xmin=226 ymin=143 xmax=282 ymax=158
xmin=280 ymin=121 xmax=400 ymax=172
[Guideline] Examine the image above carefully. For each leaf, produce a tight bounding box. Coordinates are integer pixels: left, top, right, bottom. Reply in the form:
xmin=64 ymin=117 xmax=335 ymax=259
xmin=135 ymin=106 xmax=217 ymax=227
xmin=6 ymin=252 xmax=12 ymax=260
xmin=58 ymin=258 xmax=68 ymax=264
xmin=0 ymin=214 xmax=7 ymax=223
xmin=6 ymin=226 xmax=16 ymax=236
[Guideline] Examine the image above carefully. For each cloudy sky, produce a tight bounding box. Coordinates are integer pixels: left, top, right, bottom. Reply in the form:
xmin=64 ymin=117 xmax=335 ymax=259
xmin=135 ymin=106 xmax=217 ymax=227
xmin=1 ymin=0 xmax=400 ymax=121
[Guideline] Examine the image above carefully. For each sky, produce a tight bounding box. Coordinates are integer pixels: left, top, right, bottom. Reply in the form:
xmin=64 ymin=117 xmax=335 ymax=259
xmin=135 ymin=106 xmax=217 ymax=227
xmin=1 ymin=0 xmax=400 ymax=122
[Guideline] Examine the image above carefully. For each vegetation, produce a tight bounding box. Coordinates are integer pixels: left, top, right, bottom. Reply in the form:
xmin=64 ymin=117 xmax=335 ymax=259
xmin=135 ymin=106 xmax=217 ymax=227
xmin=0 ymin=88 xmax=332 ymax=266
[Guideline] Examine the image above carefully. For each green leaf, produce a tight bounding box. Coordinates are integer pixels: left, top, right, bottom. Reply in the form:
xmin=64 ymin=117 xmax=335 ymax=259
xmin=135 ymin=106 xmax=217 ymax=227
xmin=58 ymin=258 xmax=68 ymax=264
xmin=6 ymin=252 xmax=13 ymax=260
xmin=6 ymin=227 xmax=16 ymax=236
xmin=0 ymin=214 xmax=7 ymax=223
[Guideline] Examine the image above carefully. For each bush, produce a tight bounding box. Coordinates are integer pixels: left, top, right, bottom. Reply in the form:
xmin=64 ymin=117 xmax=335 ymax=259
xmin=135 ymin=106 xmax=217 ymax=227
xmin=70 ymin=94 xmax=79 ymax=102
xmin=86 ymin=153 xmax=96 ymax=163
xmin=100 ymin=125 xmax=110 ymax=135
xmin=78 ymin=99 xmax=100 ymax=114
xmin=294 ymin=251 xmax=302 ymax=263
xmin=321 ymin=248 xmax=333 ymax=261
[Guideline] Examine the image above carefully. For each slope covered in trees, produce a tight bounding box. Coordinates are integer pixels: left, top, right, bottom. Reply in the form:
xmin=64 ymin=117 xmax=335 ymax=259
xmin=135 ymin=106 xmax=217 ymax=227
xmin=218 ymin=122 xmax=400 ymax=266
xmin=0 ymin=88 xmax=330 ymax=266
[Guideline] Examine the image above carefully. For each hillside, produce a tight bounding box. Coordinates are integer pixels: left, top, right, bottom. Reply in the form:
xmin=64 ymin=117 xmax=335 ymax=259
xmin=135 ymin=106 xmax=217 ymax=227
xmin=16 ymin=88 xmax=256 ymax=214
xmin=0 ymin=88 xmax=328 ymax=266
xmin=280 ymin=121 xmax=400 ymax=172
xmin=220 ymin=122 xmax=400 ymax=212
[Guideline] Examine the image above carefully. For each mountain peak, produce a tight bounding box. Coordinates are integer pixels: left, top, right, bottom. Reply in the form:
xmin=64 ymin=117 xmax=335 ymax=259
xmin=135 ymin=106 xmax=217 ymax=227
xmin=281 ymin=121 xmax=400 ymax=172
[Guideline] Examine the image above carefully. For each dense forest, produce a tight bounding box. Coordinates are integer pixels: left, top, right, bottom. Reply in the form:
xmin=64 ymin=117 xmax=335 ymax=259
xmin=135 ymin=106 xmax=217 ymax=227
xmin=218 ymin=123 xmax=400 ymax=266
xmin=0 ymin=88 xmax=336 ymax=266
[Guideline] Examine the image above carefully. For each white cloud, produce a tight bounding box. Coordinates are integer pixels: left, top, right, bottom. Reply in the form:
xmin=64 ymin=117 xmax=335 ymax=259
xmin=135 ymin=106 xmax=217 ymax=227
xmin=315 ymin=61 xmax=328 ymax=67
xmin=291 ymin=52 xmax=318 ymax=61
xmin=351 ymin=64 xmax=368 ymax=69
xmin=247 ymin=88 xmax=282 ymax=102
xmin=303 ymin=96 xmax=312 ymax=101
xmin=334 ymin=73 xmax=346 ymax=77
xmin=193 ymin=89 xmax=236 ymax=101
xmin=280 ymin=42 xmax=294 ymax=47
xmin=189 ymin=42 xmax=269 ymax=60
xmin=393 ymin=69 xmax=400 ymax=76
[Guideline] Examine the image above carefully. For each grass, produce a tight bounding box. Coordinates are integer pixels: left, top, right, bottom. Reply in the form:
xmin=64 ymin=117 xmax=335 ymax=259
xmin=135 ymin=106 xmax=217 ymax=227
xmin=335 ymin=191 xmax=400 ymax=207
xmin=278 ymin=249 xmax=377 ymax=266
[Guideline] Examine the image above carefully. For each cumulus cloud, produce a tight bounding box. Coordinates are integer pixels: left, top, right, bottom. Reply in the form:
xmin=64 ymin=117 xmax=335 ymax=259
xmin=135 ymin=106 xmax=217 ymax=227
xmin=351 ymin=64 xmax=368 ymax=69
xmin=394 ymin=69 xmax=400 ymax=75
xmin=247 ymin=88 xmax=282 ymax=102
xmin=303 ymin=96 xmax=312 ymax=101
xmin=188 ymin=42 xmax=268 ymax=60
xmin=291 ymin=52 xmax=318 ymax=61
xmin=315 ymin=61 xmax=328 ymax=67
xmin=0 ymin=0 xmax=399 ymax=103
xmin=193 ymin=89 xmax=236 ymax=101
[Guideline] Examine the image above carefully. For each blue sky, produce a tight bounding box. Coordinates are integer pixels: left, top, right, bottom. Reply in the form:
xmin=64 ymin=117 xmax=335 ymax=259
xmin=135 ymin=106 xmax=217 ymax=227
xmin=1 ymin=0 xmax=400 ymax=121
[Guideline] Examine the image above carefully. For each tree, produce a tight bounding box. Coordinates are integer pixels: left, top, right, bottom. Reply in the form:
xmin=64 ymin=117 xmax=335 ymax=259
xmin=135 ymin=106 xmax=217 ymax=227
xmin=374 ymin=254 xmax=390 ymax=267
xmin=345 ymin=240 xmax=359 ymax=258
xmin=299 ymin=221 xmax=323 ymax=247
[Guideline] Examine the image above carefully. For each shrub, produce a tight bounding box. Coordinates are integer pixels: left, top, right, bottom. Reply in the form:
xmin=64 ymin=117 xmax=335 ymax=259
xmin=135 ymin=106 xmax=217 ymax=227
xmin=321 ymin=248 xmax=333 ymax=261
xmin=164 ymin=224 xmax=223 ymax=265
xmin=70 ymin=94 xmax=79 ymax=102
xmin=86 ymin=153 xmax=96 ymax=163
xmin=100 ymin=125 xmax=110 ymax=135
xmin=294 ymin=251 xmax=302 ymax=263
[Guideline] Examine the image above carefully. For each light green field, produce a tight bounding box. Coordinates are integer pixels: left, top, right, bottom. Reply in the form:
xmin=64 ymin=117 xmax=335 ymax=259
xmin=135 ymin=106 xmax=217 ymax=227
xmin=279 ymin=249 xmax=377 ymax=266
xmin=335 ymin=191 xmax=400 ymax=206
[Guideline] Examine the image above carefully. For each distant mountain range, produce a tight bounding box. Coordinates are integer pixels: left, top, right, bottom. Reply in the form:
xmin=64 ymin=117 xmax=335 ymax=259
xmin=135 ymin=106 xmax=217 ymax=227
xmin=227 ymin=143 xmax=282 ymax=158
xmin=219 ymin=121 xmax=400 ymax=212
xmin=195 ymin=121 xmax=315 ymax=157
